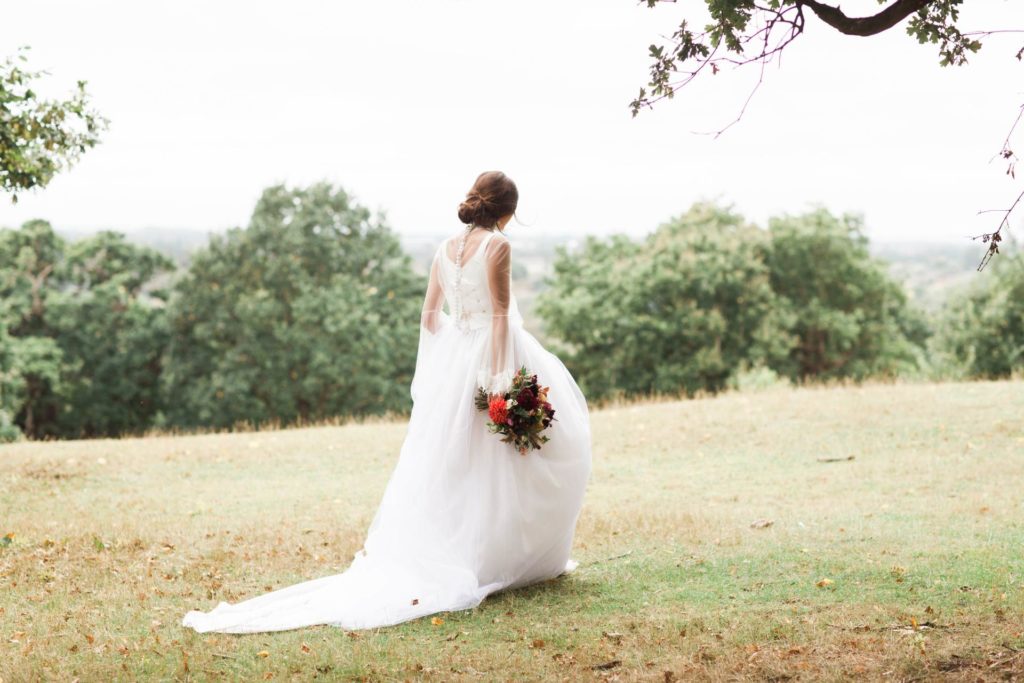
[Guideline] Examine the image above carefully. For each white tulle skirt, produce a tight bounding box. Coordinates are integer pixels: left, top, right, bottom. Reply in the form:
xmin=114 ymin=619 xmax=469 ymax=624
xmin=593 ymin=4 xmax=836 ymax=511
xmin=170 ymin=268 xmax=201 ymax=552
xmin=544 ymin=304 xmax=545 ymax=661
xmin=181 ymin=313 xmax=592 ymax=633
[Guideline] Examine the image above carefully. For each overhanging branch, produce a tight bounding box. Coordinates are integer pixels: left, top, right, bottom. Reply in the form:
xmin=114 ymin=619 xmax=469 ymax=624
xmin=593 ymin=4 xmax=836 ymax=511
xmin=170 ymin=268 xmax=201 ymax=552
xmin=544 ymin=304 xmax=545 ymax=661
xmin=798 ymin=0 xmax=933 ymax=37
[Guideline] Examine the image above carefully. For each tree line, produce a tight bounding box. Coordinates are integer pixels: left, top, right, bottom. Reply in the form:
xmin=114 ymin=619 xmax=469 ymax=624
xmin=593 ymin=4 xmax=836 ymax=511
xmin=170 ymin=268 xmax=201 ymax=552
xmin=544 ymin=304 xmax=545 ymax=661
xmin=1 ymin=184 xmax=1020 ymax=441
xmin=538 ymin=203 xmax=1022 ymax=402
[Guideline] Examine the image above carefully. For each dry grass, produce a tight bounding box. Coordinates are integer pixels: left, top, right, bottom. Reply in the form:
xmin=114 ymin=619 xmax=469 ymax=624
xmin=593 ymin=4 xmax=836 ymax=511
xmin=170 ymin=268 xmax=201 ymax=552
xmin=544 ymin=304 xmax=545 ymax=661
xmin=1 ymin=380 xmax=1023 ymax=682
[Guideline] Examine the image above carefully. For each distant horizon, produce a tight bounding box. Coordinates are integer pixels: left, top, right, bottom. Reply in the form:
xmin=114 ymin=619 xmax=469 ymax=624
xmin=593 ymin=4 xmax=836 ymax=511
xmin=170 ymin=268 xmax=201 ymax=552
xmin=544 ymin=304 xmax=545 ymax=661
xmin=38 ymin=218 xmax=997 ymax=249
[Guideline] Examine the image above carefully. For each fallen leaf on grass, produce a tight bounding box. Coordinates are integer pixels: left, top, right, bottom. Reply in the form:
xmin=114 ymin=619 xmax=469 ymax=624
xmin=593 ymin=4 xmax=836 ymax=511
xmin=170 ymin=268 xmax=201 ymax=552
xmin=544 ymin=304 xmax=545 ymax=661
xmin=256 ymin=650 xmax=269 ymax=658
xmin=431 ymin=617 xmax=444 ymax=626
xmin=602 ymin=631 xmax=624 ymax=643
xmin=530 ymin=638 xmax=545 ymax=649
xmin=815 ymin=578 xmax=833 ymax=588
xmin=750 ymin=519 xmax=774 ymax=529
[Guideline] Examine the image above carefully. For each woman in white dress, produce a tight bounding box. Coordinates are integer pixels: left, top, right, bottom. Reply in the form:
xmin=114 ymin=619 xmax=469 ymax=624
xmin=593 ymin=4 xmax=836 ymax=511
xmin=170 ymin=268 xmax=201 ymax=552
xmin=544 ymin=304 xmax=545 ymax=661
xmin=181 ymin=170 xmax=593 ymax=633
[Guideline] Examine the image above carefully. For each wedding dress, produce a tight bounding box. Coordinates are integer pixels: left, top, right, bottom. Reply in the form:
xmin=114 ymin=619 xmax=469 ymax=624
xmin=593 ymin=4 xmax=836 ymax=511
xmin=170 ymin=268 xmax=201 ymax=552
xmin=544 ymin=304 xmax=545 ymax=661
xmin=181 ymin=227 xmax=592 ymax=633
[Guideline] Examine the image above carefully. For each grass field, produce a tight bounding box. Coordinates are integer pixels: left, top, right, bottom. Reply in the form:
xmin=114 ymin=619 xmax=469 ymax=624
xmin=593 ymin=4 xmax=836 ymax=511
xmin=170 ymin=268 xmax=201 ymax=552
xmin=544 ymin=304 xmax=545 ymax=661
xmin=1 ymin=380 xmax=1023 ymax=682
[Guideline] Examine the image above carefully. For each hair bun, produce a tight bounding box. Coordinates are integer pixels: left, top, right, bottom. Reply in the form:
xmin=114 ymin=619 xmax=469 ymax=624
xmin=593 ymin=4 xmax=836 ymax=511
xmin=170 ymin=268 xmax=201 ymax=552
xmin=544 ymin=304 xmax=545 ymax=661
xmin=457 ymin=171 xmax=519 ymax=227
xmin=457 ymin=195 xmax=487 ymax=225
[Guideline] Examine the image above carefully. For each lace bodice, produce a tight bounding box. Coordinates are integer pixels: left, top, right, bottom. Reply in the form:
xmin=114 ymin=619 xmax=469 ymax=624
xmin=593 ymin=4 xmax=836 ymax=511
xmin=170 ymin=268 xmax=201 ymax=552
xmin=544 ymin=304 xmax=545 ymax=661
xmin=420 ymin=228 xmax=523 ymax=394
xmin=436 ymin=230 xmax=522 ymax=330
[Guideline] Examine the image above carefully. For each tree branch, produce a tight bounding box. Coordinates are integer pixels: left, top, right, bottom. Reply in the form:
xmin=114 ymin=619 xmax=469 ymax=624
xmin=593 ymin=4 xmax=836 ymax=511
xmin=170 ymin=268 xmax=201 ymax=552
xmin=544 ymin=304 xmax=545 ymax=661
xmin=970 ymin=103 xmax=1024 ymax=270
xmin=798 ymin=0 xmax=933 ymax=37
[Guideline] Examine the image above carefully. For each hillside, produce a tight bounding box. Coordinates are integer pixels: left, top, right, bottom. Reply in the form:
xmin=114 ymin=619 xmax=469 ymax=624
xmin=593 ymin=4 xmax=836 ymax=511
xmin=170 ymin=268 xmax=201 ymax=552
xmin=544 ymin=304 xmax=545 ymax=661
xmin=870 ymin=241 xmax=988 ymax=310
xmin=2 ymin=380 xmax=1022 ymax=680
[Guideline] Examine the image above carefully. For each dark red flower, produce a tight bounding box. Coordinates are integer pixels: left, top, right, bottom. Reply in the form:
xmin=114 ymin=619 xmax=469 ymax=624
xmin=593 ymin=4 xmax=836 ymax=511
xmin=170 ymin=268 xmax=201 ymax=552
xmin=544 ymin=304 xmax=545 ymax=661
xmin=516 ymin=387 xmax=538 ymax=411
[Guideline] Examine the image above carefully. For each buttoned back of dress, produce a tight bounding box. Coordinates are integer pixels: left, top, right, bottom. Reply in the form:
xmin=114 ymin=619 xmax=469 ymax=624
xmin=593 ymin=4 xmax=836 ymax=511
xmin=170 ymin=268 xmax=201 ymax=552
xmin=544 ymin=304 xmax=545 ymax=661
xmin=436 ymin=230 xmax=522 ymax=332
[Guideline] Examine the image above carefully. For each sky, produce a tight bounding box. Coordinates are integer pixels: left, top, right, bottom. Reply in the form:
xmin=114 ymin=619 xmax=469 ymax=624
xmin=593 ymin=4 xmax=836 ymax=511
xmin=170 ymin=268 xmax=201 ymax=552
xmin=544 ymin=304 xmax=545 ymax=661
xmin=1 ymin=0 xmax=1021 ymax=244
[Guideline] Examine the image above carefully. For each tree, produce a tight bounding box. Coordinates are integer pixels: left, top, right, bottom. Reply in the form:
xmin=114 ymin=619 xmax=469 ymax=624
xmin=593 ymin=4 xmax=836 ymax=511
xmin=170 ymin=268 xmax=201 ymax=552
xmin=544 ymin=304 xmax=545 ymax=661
xmin=536 ymin=203 xmax=790 ymax=400
xmin=937 ymin=249 xmax=1024 ymax=378
xmin=0 ymin=221 xmax=173 ymax=439
xmin=0 ymin=328 xmax=30 ymax=442
xmin=632 ymin=1 xmax=1022 ymax=268
xmin=764 ymin=209 xmax=929 ymax=380
xmin=1 ymin=47 xmax=108 ymax=203
xmin=0 ymin=219 xmax=66 ymax=436
xmin=162 ymin=182 xmax=423 ymax=430
xmin=0 ymin=329 xmax=61 ymax=442
xmin=536 ymin=203 xmax=929 ymax=401
xmin=48 ymin=231 xmax=174 ymax=437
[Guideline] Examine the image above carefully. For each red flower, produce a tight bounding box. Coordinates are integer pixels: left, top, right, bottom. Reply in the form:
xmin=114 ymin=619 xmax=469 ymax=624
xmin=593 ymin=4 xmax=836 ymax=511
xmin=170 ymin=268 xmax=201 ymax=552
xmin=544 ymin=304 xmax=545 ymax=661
xmin=516 ymin=387 xmax=538 ymax=411
xmin=488 ymin=396 xmax=508 ymax=424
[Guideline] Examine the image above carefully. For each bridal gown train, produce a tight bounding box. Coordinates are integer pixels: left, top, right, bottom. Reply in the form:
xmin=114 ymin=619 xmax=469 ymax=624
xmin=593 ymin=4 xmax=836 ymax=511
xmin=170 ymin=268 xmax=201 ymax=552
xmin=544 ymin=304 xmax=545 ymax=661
xmin=181 ymin=228 xmax=593 ymax=633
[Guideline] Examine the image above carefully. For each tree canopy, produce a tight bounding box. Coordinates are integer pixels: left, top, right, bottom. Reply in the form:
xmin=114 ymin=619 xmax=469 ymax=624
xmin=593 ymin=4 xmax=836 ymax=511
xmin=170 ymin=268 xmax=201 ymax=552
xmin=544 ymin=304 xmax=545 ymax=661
xmin=0 ymin=220 xmax=173 ymax=439
xmin=536 ymin=203 xmax=928 ymax=401
xmin=0 ymin=47 xmax=107 ymax=203
xmin=938 ymin=251 xmax=1024 ymax=378
xmin=632 ymin=1 xmax=1022 ymax=268
xmin=0 ymin=182 xmax=430 ymax=441
xmin=161 ymin=182 xmax=423 ymax=431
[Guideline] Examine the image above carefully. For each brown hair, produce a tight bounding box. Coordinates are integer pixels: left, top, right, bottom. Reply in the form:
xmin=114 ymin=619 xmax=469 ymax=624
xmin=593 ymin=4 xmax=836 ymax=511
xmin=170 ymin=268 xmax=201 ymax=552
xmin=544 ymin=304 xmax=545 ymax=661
xmin=457 ymin=171 xmax=519 ymax=228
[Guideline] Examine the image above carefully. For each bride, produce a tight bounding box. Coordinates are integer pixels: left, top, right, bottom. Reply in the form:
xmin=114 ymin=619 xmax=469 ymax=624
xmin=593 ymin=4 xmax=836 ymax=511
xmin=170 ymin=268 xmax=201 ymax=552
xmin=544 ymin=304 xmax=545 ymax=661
xmin=181 ymin=170 xmax=593 ymax=633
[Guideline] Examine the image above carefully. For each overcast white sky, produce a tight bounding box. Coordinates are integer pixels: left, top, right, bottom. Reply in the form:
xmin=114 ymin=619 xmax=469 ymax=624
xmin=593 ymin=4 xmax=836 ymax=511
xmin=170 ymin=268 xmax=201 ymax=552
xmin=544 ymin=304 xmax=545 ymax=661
xmin=1 ymin=0 xmax=1020 ymax=243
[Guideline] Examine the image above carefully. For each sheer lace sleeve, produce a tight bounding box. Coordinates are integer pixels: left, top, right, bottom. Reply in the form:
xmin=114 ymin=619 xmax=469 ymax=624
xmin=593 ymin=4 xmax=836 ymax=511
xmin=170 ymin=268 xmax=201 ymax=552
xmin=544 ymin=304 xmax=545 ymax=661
xmin=420 ymin=248 xmax=445 ymax=335
xmin=478 ymin=235 xmax=515 ymax=396
xmin=411 ymin=249 xmax=447 ymax=403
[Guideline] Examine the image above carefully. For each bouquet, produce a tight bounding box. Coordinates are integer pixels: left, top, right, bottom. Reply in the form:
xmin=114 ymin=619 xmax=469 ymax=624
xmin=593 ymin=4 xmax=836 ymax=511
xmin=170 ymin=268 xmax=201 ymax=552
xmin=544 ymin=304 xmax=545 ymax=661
xmin=474 ymin=366 xmax=556 ymax=455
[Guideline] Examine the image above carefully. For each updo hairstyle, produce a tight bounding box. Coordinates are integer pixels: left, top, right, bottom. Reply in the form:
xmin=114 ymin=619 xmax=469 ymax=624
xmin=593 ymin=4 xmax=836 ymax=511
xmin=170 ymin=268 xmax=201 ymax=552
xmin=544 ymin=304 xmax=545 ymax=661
xmin=457 ymin=171 xmax=519 ymax=228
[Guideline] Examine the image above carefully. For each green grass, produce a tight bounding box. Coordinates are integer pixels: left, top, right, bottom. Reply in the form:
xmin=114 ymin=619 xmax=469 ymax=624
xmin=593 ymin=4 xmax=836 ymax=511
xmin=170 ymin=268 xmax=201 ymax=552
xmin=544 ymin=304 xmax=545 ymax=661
xmin=2 ymin=380 xmax=1023 ymax=681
